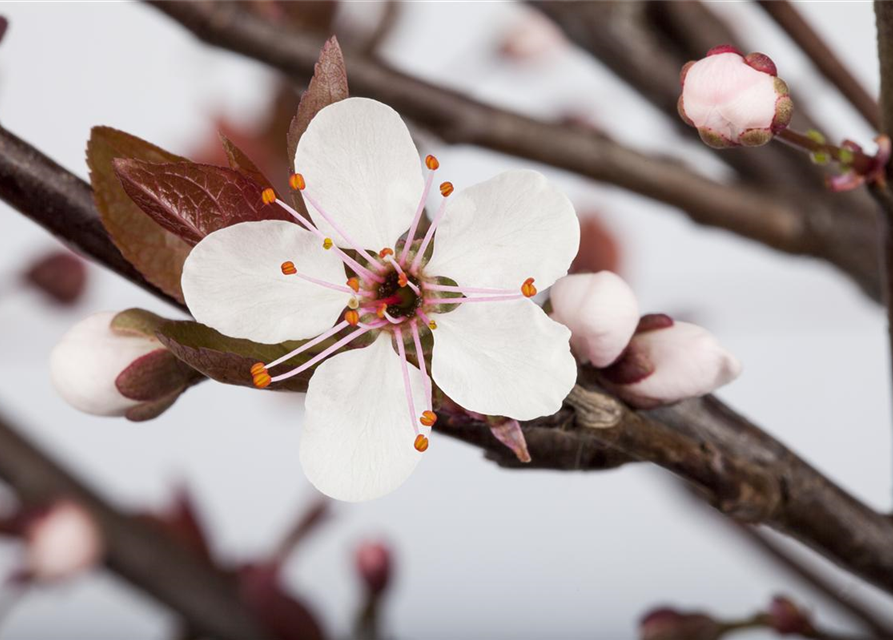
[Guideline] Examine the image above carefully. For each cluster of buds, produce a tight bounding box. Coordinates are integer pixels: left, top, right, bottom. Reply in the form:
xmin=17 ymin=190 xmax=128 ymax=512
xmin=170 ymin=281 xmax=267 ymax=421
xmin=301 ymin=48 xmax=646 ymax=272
xmin=678 ymin=45 xmax=792 ymax=149
xmin=51 ymin=309 xmax=201 ymax=421
xmin=550 ymin=272 xmax=741 ymax=408
xmin=640 ymin=608 xmax=725 ymax=640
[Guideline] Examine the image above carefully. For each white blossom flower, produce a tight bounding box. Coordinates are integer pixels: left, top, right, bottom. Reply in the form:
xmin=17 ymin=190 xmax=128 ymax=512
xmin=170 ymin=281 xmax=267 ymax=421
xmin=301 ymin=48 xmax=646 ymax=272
xmin=181 ymin=98 xmax=579 ymax=501
xmin=603 ymin=315 xmax=742 ymax=408
xmin=25 ymin=501 xmax=103 ymax=582
xmin=679 ymin=45 xmax=793 ymax=148
xmin=51 ymin=311 xmax=161 ymax=417
xmin=550 ymin=271 xmax=639 ymax=368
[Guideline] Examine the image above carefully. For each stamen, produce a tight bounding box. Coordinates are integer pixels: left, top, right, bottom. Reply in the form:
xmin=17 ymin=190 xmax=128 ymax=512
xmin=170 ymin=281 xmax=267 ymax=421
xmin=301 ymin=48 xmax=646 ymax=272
xmin=414 ymin=434 xmax=429 ymax=452
xmin=410 ymin=321 xmax=433 ymax=412
xmin=345 ymin=309 xmax=360 ymax=326
xmin=410 ymin=189 xmax=452 ymax=273
xmin=347 ymin=277 xmax=361 ymax=292
xmin=383 ymin=309 xmax=405 ymax=325
xmin=262 ymin=188 xmax=277 ymax=206
xmin=272 ymin=197 xmax=384 ymax=284
xmin=417 ymin=309 xmax=436 ymax=330
xmin=252 ymin=368 xmax=272 ymax=389
xmin=424 ymin=294 xmax=524 ymax=305
xmin=424 ymin=283 xmax=515 ymax=295
xmin=300 ymin=187 xmax=383 ymax=271
xmin=269 ymin=321 xmax=384 ymax=383
xmin=399 ymin=158 xmax=438 ymax=265
xmin=322 ymin=238 xmax=333 ymax=250
xmin=439 ymin=181 xmax=454 ymax=197
xmin=263 ymin=320 xmax=350 ymax=371
xmin=283 ymin=268 xmax=356 ymax=294
xmin=379 ymin=248 xmax=394 ymax=259
xmin=395 ymin=327 xmax=421 ymax=438
xmin=280 ymin=261 xmax=297 ymax=276
xmin=420 ymin=411 xmax=437 ymax=427
xmin=384 ymin=255 xmax=421 ymax=296
xmin=521 ymin=277 xmax=537 ymax=297
xmin=289 ymin=173 xmax=306 ymax=191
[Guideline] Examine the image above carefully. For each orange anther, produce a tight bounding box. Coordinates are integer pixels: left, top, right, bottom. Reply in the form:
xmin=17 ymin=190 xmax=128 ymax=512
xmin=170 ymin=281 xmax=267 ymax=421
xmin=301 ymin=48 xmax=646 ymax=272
xmin=347 ymin=277 xmax=360 ymax=292
xmin=345 ymin=309 xmax=360 ymax=326
xmin=439 ymin=181 xmax=454 ymax=197
xmin=322 ymin=238 xmax=333 ymax=250
xmin=521 ymin=277 xmax=537 ymax=298
xmin=398 ymin=273 xmax=408 ymax=287
xmin=414 ymin=434 xmax=429 ymax=452
xmin=261 ymin=188 xmax=277 ymax=205
xmin=379 ymin=247 xmax=394 ymax=258
xmin=425 ymin=154 xmax=439 ymax=170
xmin=428 ymin=320 xmax=437 ymax=330
xmin=250 ymin=362 xmax=267 ymax=376
xmin=420 ymin=410 xmax=437 ymax=427
xmin=253 ymin=371 xmax=272 ymax=389
xmin=280 ymin=261 xmax=297 ymax=275
xmin=289 ymin=173 xmax=306 ymax=191
xmin=376 ymin=303 xmax=388 ymax=318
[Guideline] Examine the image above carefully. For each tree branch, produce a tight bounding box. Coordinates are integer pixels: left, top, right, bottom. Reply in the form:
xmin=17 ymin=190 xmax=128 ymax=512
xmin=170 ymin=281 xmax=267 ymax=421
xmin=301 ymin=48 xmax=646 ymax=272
xmin=0 ymin=126 xmax=185 ymax=312
xmin=758 ymin=0 xmax=880 ymax=130
xmin=0 ymin=409 xmax=271 ymax=640
xmin=146 ymin=0 xmax=883 ymax=302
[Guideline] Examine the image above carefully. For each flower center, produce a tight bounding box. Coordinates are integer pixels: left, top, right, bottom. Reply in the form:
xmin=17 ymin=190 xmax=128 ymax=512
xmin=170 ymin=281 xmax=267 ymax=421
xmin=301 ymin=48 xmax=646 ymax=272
xmin=376 ymin=269 xmax=421 ymax=318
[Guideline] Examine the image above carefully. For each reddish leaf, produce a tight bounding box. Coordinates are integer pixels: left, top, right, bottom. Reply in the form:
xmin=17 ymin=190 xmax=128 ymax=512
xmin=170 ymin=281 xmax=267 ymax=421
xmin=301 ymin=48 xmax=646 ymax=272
xmin=239 ymin=564 xmax=325 ymax=640
xmin=219 ymin=133 xmax=275 ymax=191
xmin=113 ymin=160 xmax=292 ymax=246
xmin=88 ymin=127 xmax=192 ymax=302
xmin=287 ymin=37 xmax=349 ymax=213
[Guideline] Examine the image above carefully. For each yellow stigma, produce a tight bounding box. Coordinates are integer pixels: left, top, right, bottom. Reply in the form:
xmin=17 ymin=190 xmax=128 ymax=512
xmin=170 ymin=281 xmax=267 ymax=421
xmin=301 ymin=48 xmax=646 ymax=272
xmin=289 ymin=173 xmax=306 ymax=191
xmin=322 ymin=238 xmax=333 ymax=250
xmin=420 ymin=410 xmax=437 ymax=427
xmin=414 ymin=434 xmax=429 ymax=452
xmin=521 ymin=277 xmax=537 ymax=298
xmin=261 ymin=188 xmax=277 ymax=206
xmin=428 ymin=320 xmax=437 ymax=330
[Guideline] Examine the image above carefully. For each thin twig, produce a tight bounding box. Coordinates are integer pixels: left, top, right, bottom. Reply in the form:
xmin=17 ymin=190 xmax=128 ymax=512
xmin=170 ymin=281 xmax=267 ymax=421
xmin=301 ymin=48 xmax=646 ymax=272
xmin=758 ymin=0 xmax=880 ymax=130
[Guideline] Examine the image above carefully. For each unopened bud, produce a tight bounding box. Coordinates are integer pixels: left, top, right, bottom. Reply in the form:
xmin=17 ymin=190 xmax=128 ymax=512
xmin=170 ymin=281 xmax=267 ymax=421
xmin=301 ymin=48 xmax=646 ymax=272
xmin=25 ymin=501 xmax=103 ymax=582
xmin=766 ymin=596 xmax=815 ymax=636
xmin=679 ymin=47 xmax=792 ymax=148
xmin=356 ymin=541 xmax=391 ymax=596
xmin=640 ymin=607 xmax=724 ymax=640
xmin=22 ymin=250 xmax=88 ymax=306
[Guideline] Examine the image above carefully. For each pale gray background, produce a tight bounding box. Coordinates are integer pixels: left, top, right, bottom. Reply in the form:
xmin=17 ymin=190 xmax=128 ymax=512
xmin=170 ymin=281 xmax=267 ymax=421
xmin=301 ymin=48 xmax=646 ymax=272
xmin=0 ymin=2 xmax=890 ymax=639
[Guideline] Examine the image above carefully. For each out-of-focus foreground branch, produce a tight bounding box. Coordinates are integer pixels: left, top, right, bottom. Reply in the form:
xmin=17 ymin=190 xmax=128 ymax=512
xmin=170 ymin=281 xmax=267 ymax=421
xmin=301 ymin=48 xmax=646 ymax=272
xmin=147 ymin=0 xmax=883 ymax=303
xmin=0 ymin=409 xmax=271 ymax=640
xmin=2 ymin=47 xmax=893 ymax=604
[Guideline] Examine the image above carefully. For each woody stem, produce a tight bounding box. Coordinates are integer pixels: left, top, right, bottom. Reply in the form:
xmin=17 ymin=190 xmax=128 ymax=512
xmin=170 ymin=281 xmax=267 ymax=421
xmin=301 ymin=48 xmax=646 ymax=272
xmin=775 ymin=129 xmax=877 ymax=174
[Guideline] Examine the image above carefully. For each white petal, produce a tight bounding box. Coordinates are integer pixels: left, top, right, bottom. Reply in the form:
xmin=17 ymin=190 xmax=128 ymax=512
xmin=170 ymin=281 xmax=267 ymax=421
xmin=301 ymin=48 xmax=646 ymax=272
xmin=182 ymin=220 xmax=351 ymax=344
xmin=431 ymin=299 xmax=576 ymax=420
xmin=294 ymin=98 xmax=424 ymax=251
xmin=623 ymin=322 xmax=742 ymax=405
xmin=424 ymin=170 xmax=579 ymax=291
xmin=550 ymin=272 xmax=639 ymax=367
xmin=300 ymin=333 xmax=429 ymax=502
xmin=50 ymin=312 xmax=158 ymax=417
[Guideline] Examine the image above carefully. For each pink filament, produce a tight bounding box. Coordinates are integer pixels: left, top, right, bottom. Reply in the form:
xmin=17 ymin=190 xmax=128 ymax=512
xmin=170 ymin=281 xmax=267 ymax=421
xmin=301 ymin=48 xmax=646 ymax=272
xmin=410 ymin=198 xmax=448 ymax=273
xmin=270 ymin=321 xmax=384 ymax=382
xmin=416 ymin=309 xmax=434 ymax=327
xmin=394 ymin=326 xmax=419 ymax=436
xmin=399 ymin=169 xmax=436 ymax=266
xmin=410 ymin=320 xmax=432 ymax=412
xmin=265 ymin=320 xmax=349 ymax=370
xmin=273 ymin=198 xmax=383 ymax=284
xmin=292 ymin=271 xmax=355 ymax=294
xmin=385 ymin=255 xmax=421 ymax=295
xmin=424 ymin=283 xmax=515 ymax=295
xmin=301 ymin=189 xmax=384 ymax=273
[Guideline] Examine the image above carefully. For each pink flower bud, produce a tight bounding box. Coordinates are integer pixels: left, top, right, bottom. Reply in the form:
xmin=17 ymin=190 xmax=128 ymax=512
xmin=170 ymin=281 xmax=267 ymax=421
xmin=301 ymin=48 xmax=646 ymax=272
xmin=679 ymin=47 xmax=793 ymax=148
xmin=498 ymin=12 xmax=566 ymax=61
xmin=51 ymin=310 xmax=195 ymax=421
xmin=640 ymin=608 xmax=723 ymax=640
xmin=25 ymin=501 xmax=102 ymax=582
xmin=766 ymin=596 xmax=815 ymax=636
xmin=602 ymin=316 xmax=741 ymax=408
xmin=356 ymin=541 xmax=391 ymax=596
xmin=550 ymin=272 xmax=639 ymax=368
xmin=22 ymin=250 xmax=88 ymax=306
